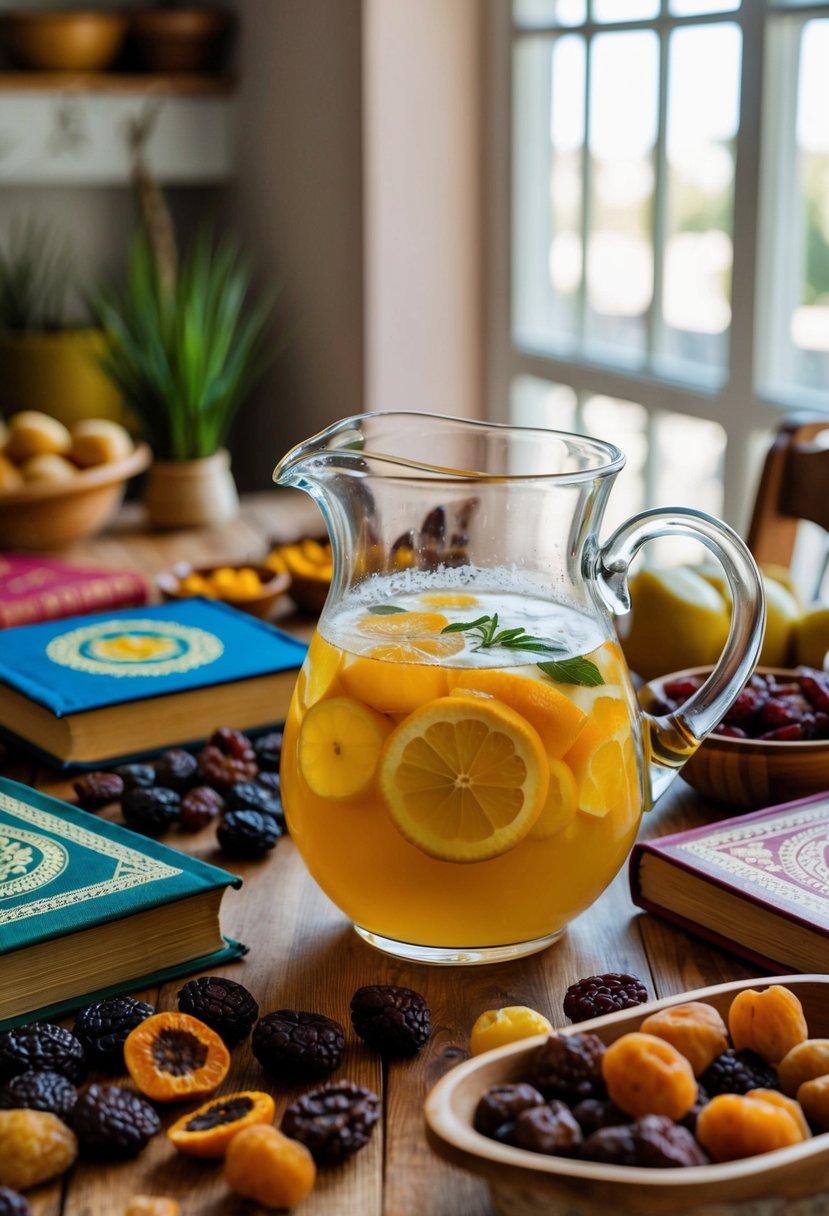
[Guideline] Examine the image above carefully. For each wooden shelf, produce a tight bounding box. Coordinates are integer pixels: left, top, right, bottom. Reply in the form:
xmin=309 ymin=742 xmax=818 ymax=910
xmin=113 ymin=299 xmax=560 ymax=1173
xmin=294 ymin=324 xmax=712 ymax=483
xmin=0 ymin=70 xmax=235 ymax=96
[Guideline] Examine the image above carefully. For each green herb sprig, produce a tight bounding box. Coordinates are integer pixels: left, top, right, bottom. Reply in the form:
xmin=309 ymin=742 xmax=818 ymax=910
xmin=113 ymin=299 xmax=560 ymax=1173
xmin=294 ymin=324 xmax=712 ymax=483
xmin=441 ymin=614 xmax=603 ymax=688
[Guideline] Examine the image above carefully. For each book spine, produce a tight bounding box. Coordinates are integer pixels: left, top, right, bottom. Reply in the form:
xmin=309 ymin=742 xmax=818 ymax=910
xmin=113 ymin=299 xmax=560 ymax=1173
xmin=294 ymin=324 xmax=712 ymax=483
xmin=0 ymin=576 xmax=147 ymax=629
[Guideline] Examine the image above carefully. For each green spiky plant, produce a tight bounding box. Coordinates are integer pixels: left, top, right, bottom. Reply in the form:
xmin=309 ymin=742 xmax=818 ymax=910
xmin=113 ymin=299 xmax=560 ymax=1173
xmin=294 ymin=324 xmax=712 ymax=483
xmin=0 ymin=216 xmax=75 ymax=332
xmin=93 ymin=227 xmax=276 ymax=461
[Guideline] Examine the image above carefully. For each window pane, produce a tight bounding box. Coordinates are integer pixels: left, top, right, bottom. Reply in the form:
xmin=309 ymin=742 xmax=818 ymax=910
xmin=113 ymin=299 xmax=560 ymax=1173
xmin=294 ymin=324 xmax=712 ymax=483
xmin=650 ymin=411 xmax=727 ymax=564
xmin=582 ymin=394 xmax=648 ymax=535
xmin=593 ymin=0 xmax=658 ymax=21
xmin=511 ymin=374 xmax=578 ymax=431
xmin=669 ymin=0 xmax=739 ymax=14
xmin=658 ymin=22 xmax=741 ymax=381
xmin=585 ymin=31 xmax=658 ymax=363
xmin=514 ymin=0 xmax=586 ymax=28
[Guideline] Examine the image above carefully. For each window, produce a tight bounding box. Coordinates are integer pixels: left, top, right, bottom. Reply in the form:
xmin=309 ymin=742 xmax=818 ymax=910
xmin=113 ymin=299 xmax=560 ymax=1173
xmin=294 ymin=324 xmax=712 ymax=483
xmin=488 ymin=1 xmax=829 ymax=549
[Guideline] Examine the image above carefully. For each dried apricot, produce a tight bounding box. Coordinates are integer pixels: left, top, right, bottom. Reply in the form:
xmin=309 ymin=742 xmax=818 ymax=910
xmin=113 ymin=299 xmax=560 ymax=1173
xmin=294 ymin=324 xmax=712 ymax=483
xmin=639 ymin=1001 xmax=729 ymax=1077
xmin=168 ymin=1091 xmax=275 ymax=1158
xmin=470 ymin=1006 xmax=553 ymax=1056
xmin=728 ymin=985 xmax=808 ymax=1065
xmin=696 ymin=1092 xmax=805 ymax=1162
xmin=778 ymin=1038 xmax=829 ymax=1097
xmin=124 ymin=1200 xmax=180 ymax=1216
xmin=602 ymin=1031 xmax=697 ymax=1120
xmin=797 ymin=1074 xmax=829 ymax=1131
xmin=124 ymin=1012 xmax=230 ymax=1103
xmin=746 ymin=1088 xmax=811 ymax=1140
xmin=224 ymin=1124 xmax=316 ymax=1209
xmin=0 ymin=1109 xmax=78 ymax=1191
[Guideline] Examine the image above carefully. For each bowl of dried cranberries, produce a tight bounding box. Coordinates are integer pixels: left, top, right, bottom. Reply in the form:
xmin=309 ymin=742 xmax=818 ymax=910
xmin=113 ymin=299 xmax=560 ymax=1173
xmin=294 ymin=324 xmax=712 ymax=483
xmin=424 ymin=974 xmax=829 ymax=1216
xmin=638 ymin=666 xmax=829 ymax=808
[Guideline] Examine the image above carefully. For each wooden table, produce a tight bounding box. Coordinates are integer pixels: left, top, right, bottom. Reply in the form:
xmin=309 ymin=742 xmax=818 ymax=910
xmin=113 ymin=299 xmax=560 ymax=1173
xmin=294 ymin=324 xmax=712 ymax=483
xmin=6 ymin=493 xmax=760 ymax=1216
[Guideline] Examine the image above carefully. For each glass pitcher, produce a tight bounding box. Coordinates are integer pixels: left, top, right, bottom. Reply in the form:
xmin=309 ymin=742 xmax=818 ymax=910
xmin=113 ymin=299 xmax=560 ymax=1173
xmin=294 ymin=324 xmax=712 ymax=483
xmin=274 ymin=412 xmax=764 ymax=965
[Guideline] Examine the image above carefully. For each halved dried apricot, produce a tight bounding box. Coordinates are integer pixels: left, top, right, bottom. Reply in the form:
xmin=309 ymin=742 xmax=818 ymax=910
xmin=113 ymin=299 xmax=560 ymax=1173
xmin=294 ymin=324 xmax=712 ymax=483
xmin=124 ymin=1012 xmax=230 ymax=1104
xmin=168 ymin=1091 xmax=275 ymax=1158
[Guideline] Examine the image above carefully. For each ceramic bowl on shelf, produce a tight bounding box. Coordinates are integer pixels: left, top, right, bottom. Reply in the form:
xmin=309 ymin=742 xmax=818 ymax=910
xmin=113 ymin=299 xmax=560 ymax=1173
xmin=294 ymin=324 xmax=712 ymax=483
xmin=425 ymin=974 xmax=829 ymax=1216
xmin=0 ymin=443 xmax=151 ymax=550
xmin=128 ymin=7 xmax=235 ymax=74
xmin=639 ymin=666 xmax=829 ymax=809
xmin=157 ymin=561 xmax=291 ymax=621
xmin=0 ymin=10 xmax=128 ymax=71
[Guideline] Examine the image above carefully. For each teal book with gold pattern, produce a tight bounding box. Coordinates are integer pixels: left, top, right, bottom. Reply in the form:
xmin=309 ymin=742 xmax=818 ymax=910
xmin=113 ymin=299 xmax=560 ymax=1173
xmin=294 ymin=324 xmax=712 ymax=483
xmin=0 ymin=776 xmax=247 ymax=1028
xmin=0 ymin=598 xmax=307 ymax=766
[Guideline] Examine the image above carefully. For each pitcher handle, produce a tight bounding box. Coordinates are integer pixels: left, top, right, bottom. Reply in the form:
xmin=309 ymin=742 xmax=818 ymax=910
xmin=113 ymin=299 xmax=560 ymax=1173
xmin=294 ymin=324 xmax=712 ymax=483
xmin=591 ymin=507 xmax=765 ymax=808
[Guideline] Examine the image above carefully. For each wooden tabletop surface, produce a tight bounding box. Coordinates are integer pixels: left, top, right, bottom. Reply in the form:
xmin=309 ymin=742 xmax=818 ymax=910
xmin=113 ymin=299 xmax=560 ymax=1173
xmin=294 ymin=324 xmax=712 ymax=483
xmin=7 ymin=492 xmax=760 ymax=1216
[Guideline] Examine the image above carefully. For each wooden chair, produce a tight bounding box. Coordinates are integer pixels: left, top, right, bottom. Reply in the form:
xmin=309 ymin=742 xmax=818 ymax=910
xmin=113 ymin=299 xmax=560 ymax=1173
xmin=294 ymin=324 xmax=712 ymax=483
xmin=746 ymin=415 xmax=829 ymax=596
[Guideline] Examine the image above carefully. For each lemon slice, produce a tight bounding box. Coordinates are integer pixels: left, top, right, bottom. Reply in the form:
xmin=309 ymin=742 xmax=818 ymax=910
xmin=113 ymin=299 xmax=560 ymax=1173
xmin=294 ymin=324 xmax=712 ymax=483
xmin=448 ymin=668 xmax=587 ymax=758
xmin=357 ymin=611 xmax=449 ymax=638
xmin=298 ymin=696 xmax=392 ymax=801
xmin=527 ymin=757 xmax=578 ymax=839
xmin=299 ymin=632 xmax=343 ymax=708
xmin=419 ymin=592 xmax=480 ymax=608
xmin=378 ymin=694 xmax=548 ymax=862
xmin=340 ymin=636 xmax=463 ymax=714
xmin=563 ymin=696 xmax=636 ymax=818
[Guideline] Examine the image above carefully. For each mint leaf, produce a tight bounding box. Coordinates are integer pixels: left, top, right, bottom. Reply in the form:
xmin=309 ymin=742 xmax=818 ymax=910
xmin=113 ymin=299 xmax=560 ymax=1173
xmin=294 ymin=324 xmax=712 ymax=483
xmin=537 ymin=657 xmax=604 ymax=687
xmin=369 ymin=604 xmax=408 ymax=615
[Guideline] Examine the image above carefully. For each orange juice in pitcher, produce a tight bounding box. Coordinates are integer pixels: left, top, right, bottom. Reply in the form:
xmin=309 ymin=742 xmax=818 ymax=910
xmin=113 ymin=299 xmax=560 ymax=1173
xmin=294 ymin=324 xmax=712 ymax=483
xmin=275 ymin=412 xmax=764 ymax=963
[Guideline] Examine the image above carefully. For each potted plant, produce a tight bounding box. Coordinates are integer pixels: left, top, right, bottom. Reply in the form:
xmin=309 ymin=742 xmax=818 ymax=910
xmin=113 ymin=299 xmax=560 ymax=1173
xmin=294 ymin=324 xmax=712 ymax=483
xmin=0 ymin=217 xmax=124 ymax=428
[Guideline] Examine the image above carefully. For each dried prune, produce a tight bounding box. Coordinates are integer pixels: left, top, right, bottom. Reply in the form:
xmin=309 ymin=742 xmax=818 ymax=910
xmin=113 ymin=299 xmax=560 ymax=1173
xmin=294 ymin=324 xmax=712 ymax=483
xmin=72 ymin=1084 xmax=160 ymax=1159
xmin=563 ymin=973 xmax=649 ymax=1023
xmin=73 ymin=996 xmax=155 ymax=1070
xmin=0 ymin=1023 xmax=87 ymax=1085
xmin=199 ymin=728 xmax=258 ymax=788
xmin=528 ymin=1033 xmax=606 ymax=1103
xmin=225 ymin=781 xmax=282 ymax=818
xmin=217 ymin=809 xmax=280 ymax=859
xmin=177 ymin=976 xmax=259 ymax=1045
xmin=256 ymin=770 xmax=282 ymax=796
xmin=508 ymin=1101 xmax=583 ymax=1156
xmin=179 ymin=785 xmax=225 ymax=832
xmin=570 ymin=1097 xmax=630 ymax=1136
xmin=72 ymin=771 xmax=124 ymax=811
xmin=634 ymin=1114 xmax=710 ymax=1167
xmin=0 ymin=1071 xmax=77 ymax=1122
xmin=253 ymin=730 xmax=283 ymax=770
xmin=0 ymin=1187 xmax=30 ymax=1216
xmin=122 ymin=787 xmax=181 ymax=836
xmin=350 ymin=984 xmax=431 ymax=1056
xmin=580 ymin=1123 xmax=639 ymax=1165
xmin=281 ymin=1081 xmax=380 ymax=1165
xmin=154 ymin=748 xmax=199 ymax=791
xmin=473 ymin=1083 xmax=545 ymax=1138
xmin=114 ymin=763 xmax=157 ymax=791
xmin=252 ymin=1010 xmax=344 ymax=1081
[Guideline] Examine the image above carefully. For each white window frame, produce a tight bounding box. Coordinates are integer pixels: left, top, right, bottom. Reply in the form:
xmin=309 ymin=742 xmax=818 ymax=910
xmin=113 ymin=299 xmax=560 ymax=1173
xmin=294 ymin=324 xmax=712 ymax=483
xmin=484 ymin=0 xmax=829 ymax=537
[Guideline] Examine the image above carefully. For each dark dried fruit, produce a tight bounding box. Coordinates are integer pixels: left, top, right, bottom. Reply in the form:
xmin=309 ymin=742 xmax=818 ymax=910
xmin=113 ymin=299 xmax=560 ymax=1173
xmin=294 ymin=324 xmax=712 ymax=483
xmin=634 ymin=1114 xmax=710 ymax=1167
xmin=225 ymin=781 xmax=282 ymax=819
xmin=122 ymin=787 xmax=181 ymax=836
xmin=580 ymin=1122 xmax=639 ymax=1165
xmin=570 ymin=1097 xmax=630 ymax=1136
xmin=0 ymin=1071 xmax=77 ymax=1121
xmin=72 ymin=771 xmax=124 ymax=811
xmin=563 ymin=973 xmax=649 ymax=1023
xmin=179 ymin=785 xmax=225 ymax=832
xmin=154 ymin=748 xmax=199 ymax=791
xmin=256 ymin=770 xmax=282 ymax=795
xmin=217 ymin=809 xmax=280 ymax=859
xmin=113 ymin=763 xmax=157 ymax=791
xmin=253 ymin=730 xmax=283 ymax=770
xmin=699 ymin=1049 xmax=780 ymax=1097
xmin=167 ymin=1090 xmax=275 ymax=1158
xmin=281 ymin=1081 xmax=380 ymax=1165
xmin=199 ymin=727 xmax=258 ymax=788
xmin=508 ymin=1100 xmax=583 ymax=1156
xmin=177 ymin=976 xmax=259 ymax=1045
xmin=473 ymin=1083 xmax=545 ymax=1139
xmin=0 ymin=1023 xmax=87 ymax=1085
xmin=73 ymin=996 xmax=155 ymax=1070
xmin=0 ymin=1187 xmax=30 ymax=1216
xmin=252 ymin=1010 xmax=345 ymax=1082
xmin=528 ymin=1033 xmax=606 ymax=1103
xmin=71 ymin=1083 xmax=160 ymax=1159
xmin=350 ymin=984 xmax=431 ymax=1056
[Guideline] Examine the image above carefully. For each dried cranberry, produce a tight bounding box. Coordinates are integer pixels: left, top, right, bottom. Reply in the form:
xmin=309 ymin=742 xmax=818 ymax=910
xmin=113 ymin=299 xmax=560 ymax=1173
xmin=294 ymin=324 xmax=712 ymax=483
xmin=71 ymin=1084 xmax=160 ymax=1159
xmin=508 ymin=1101 xmax=583 ymax=1156
xmin=473 ymin=1083 xmax=545 ymax=1139
xmin=723 ymin=685 xmax=766 ymax=723
xmin=72 ymin=771 xmax=124 ymax=811
xmin=154 ymin=748 xmax=199 ymax=791
xmin=759 ymin=724 xmax=805 ymax=741
xmin=800 ymin=670 xmax=829 ymax=712
xmin=177 ymin=976 xmax=259 ymax=1044
xmin=761 ymin=697 xmax=805 ymax=729
xmin=281 ymin=1081 xmax=380 ymax=1165
xmin=662 ymin=676 xmax=703 ymax=700
xmin=252 ymin=1010 xmax=345 ymax=1081
xmin=350 ymin=984 xmax=431 ymax=1056
xmin=179 ymin=785 xmax=225 ymax=832
xmin=0 ymin=1070 xmax=77 ymax=1122
xmin=715 ymin=724 xmax=748 ymax=738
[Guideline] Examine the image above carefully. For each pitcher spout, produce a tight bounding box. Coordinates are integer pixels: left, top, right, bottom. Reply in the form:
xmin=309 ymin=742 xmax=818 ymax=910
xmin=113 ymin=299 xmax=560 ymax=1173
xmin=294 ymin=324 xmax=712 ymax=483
xmin=272 ymin=415 xmax=368 ymax=491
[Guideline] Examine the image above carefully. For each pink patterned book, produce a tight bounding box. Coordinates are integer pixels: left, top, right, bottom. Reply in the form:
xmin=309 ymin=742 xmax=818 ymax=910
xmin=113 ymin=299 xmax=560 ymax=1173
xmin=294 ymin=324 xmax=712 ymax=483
xmin=629 ymin=791 xmax=829 ymax=973
xmin=0 ymin=554 xmax=148 ymax=629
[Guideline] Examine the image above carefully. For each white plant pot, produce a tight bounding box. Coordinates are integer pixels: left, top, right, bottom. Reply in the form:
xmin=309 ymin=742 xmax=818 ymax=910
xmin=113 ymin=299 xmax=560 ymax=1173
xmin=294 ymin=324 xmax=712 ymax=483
xmin=145 ymin=447 xmax=240 ymax=529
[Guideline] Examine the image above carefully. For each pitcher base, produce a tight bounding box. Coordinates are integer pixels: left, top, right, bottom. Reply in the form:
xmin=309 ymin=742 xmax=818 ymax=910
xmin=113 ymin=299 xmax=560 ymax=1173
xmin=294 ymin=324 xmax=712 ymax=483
xmin=352 ymin=925 xmax=567 ymax=965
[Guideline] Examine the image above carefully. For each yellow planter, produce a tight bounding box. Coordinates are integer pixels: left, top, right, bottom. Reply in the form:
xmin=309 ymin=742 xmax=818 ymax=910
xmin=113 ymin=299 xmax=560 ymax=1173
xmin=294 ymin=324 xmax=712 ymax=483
xmin=0 ymin=329 xmax=125 ymax=427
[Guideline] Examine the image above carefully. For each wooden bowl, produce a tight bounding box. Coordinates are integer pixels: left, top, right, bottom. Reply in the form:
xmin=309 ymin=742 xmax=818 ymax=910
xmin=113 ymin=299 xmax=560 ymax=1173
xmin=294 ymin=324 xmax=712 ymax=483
xmin=0 ymin=443 xmax=150 ymax=550
xmin=129 ymin=7 xmax=234 ymax=73
xmin=639 ymin=667 xmax=829 ymax=808
xmin=425 ymin=974 xmax=829 ymax=1216
xmin=0 ymin=9 xmax=128 ymax=71
xmin=157 ymin=561 xmax=291 ymax=621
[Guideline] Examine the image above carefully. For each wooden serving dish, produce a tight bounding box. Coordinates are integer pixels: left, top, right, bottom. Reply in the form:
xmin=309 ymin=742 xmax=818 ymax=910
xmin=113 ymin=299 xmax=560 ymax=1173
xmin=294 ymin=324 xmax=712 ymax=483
xmin=640 ymin=667 xmax=829 ymax=808
xmin=425 ymin=975 xmax=829 ymax=1216
xmin=157 ymin=560 xmax=290 ymax=621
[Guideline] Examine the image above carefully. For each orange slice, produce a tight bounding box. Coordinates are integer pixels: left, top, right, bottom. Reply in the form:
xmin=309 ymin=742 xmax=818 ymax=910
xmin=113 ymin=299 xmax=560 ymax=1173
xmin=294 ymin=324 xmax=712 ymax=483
xmin=297 ymin=632 xmax=343 ymax=709
xmin=527 ymin=757 xmax=578 ymax=840
xmin=419 ymin=592 xmax=480 ymax=608
xmin=340 ymin=635 xmax=463 ymax=714
xmin=563 ymin=696 xmax=635 ymax=818
xmin=378 ymin=693 xmax=548 ymax=862
xmin=357 ymin=611 xmax=449 ymax=638
xmin=298 ymin=696 xmax=392 ymax=801
xmin=448 ymin=668 xmax=587 ymax=758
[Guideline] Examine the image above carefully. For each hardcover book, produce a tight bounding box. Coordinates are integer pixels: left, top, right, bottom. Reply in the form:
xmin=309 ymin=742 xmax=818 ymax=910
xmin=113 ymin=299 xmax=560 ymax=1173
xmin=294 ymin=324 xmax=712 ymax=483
xmin=0 ymin=598 xmax=307 ymax=767
xmin=0 ymin=776 xmax=246 ymax=1028
xmin=629 ymin=791 xmax=829 ymax=973
xmin=0 ymin=553 xmax=148 ymax=628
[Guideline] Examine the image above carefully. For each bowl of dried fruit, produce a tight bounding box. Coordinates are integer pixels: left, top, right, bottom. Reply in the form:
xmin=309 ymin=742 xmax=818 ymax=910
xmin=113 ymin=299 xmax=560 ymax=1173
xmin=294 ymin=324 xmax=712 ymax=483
xmin=265 ymin=538 xmax=332 ymax=615
xmin=425 ymin=974 xmax=829 ymax=1216
xmin=638 ymin=666 xmax=829 ymax=808
xmin=157 ymin=561 xmax=291 ymax=621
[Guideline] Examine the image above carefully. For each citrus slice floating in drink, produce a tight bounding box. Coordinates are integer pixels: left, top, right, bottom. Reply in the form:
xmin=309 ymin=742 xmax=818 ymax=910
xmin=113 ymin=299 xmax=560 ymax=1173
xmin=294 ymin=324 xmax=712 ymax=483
xmin=563 ymin=696 xmax=636 ymax=818
xmin=419 ymin=592 xmax=480 ymax=608
xmin=378 ymin=694 xmax=548 ymax=862
xmin=340 ymin=635 xmax=464 ymax=714
xmin=356 ymin=611 xmax=449 ymax=638
xmin=449 ymin=668 xmax=587 ymax=758
xmin=298 ymin=695 xmax=392 ymax=801
xmin=528 ymin=757 xmax=578 ymax=840
xmin=298 ymin=632 xmax=343 ymax=708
